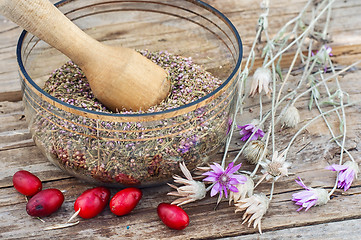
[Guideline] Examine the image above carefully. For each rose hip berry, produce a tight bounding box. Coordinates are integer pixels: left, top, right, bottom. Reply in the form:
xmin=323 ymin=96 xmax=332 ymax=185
xmin=12 ymin=170 xmax=42 ymax=196
xmin=74 ymin=186 xmax=111 ymax=219
xmin=110 ymin=187 xmax=142 ymax=216
xmin=26 ymin=189 xmax=64 ymax=217
xmin=157 ymin=203 xmax=189 ymax=230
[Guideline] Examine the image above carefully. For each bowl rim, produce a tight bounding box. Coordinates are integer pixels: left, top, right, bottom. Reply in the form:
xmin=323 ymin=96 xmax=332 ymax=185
xmin=17 ymin=0 xmax=243 ymax=120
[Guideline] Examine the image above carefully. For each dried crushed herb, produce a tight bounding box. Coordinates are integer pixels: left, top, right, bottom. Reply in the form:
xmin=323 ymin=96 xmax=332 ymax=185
xmin=44 ymin=50 xmax=223 ymax=113
xmin=31 ymin=50 xmax=233 ymax=186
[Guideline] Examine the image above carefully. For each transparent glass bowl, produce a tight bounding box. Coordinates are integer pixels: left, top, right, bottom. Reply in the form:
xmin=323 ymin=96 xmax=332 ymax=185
xmin=17 ymin=0 xmax=242 ymax=187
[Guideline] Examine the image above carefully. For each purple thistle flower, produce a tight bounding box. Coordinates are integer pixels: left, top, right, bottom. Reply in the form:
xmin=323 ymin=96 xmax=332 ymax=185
xmin=202 ymin=162 xmax=247 ymax=198
xmin=292 ymin=177 xmax=329 ymax=212
xmin=237 ymin=123 xmax=265 ymax=142
xmin=325 ymin=161 xmax=359 ymax=191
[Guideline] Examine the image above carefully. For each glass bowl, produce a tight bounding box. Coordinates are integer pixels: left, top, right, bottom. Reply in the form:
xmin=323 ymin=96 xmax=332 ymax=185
xmin=17 ymin=0 xmax=242 ymax=187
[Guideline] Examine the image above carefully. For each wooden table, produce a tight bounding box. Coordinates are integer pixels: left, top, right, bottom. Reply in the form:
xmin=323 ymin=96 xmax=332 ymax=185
xmin=1 ymin=0 xmax=360 ymax=239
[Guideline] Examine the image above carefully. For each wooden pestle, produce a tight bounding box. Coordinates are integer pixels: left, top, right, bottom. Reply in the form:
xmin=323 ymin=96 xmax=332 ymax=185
xmin=0 ymin=0 xmax=170 ymax=111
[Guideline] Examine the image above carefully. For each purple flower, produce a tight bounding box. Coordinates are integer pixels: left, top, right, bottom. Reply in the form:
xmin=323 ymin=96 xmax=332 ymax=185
xmin=202 ymin=162 xmax=247 ymax=198
xmin=292 ymin=177 xmax=329 ymax=212
xmin=325 ymin=161 xmax=359 ymax=191
xmin=312 ymin=45 xmax=333 ymax=72
xmin=237 ymin=123 xmax=265 ymax=141
xmin=178 ymin=135 xmax=199 ymax=154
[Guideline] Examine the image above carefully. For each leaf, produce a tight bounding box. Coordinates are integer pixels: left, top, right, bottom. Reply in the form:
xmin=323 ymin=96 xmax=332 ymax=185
xmin=44 ymin=221 xmax=80 ymax=231
xmin=276 ymin=59 xmax=283 ymax=81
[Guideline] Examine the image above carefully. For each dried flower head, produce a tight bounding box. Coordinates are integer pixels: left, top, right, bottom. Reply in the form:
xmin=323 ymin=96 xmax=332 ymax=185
xmin=168 ymin=162 xmax=206 ymax=206
xmin=243 ymin=140 xmax=267 ymax=164
xmin=249 ymin=67 xmax=272 ymax=98
xmin=313 ymin=45 xmax=333 ymax=64
xmin=259 ymin=150 xmax=291 ymax=182
xmin=235 ymin=193 xmax=270 ymax=234
xmin=280 ymin=105 xmax=300 ymax=128
xmin=325 ymin=161 xmax=359 ymax=191
xmin=202 ymin=162 xmax=247 ymax=199
xmin=229 ymin=174 xmax=254 ymax=204
xmin=292 ymin=177 xmax=329 ymax=212
xmin=237 ymin=119 xmax=265 ymax=142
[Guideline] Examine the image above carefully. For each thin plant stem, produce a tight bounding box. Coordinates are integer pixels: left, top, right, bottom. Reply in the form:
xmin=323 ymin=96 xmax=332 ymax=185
xmin=292 ymin=59 xmax=361 ymax=104
xmin=322 ymin=0 xmax=333 ymax=40
xmin=328 ymin=58 xmax=347 ymax=166
xmin=275 ymin=46 xmax=301 ymax=104
xmin=259 ymin=94 xmax=263 ymax=122
xmin=221 ymin=98 xmax=241 ymax=168
xmin=264 ymin=30 xmax=276 ymax=153
xmin=283 ymin=101 xmax=359 ymax=159
xmin=269 ymin=181 xmax=275 ymax=201
xmin=250 ymin=130 xmax=271 ymax=178
xmin=264 ymin=0 xmax=335 ymax=69
xmin=313 ymin=95 xmax=354 ymax=161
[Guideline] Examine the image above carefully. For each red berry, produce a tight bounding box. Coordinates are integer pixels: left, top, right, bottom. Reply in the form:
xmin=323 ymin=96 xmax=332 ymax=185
xmin=13 ymin=170 xmax=42 ymax=196
xmin=110 ymin=188 xmax=142 ymax=216
xmin=157 ymin=203 xmax=189 ymax=230
xmin=26 ymin=189 xmax=64 ymax=217
xmin=74 ymin=187 xmax=111 ymax=219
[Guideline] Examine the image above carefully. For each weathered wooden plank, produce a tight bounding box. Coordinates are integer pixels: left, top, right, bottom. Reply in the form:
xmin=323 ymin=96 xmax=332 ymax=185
xmin=0 ymin=101 xmax=32 ymax=151
xmin=0 ymin=175 xmax=360 ymax=239
xmin=220 ymin=218 xmax=361 ymax=240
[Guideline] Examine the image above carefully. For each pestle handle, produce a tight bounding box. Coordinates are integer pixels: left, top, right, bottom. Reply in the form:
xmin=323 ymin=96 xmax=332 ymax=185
xmin=0 ymin=0 xmax=97 ymax=66
xmin=0 ymin=0 xmax=170 ymax=111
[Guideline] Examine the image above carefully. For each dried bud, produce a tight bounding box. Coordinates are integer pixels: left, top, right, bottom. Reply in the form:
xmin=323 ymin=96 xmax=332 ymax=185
xmin=281 ymin=105 xmax=300 ymax=128
xmin=243 ymin=140 xmax=267 ymax=164
xmin=249 ymin=67 xmax=272 ymax=97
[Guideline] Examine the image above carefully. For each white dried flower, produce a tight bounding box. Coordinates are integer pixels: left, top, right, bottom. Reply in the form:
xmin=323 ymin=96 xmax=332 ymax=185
xmin=281 ymin=105 xmax=300 ymax=128
xmin=235 ymin=193 xmax=270 ymax=234
xmin=259 ymin=150 xmax=291 ymax=183
xmin=229 ymin=174 xmax=254 ymax=204
xmin=243 ymin=140 xmax=267 ymax=164
xmin=168 ymin=162 xmax=206 ymax=206
xmin=249 ymin=67 xmax=272 ymax=98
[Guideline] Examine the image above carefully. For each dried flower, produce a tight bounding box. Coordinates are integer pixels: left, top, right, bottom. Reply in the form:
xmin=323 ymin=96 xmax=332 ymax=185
xmin=243 ymin=140 xmax=267 ymax=164
xmin=280 ymin=105 xmax=300 ymax=128
xmin=235 ymin=193 xmax=270 ymax=234
xmin=313 ymin=45 xmax=333 ymax=64
xmin=249 ymin=67 xmax=272 ymax=97
xmin=168 ymin=162 xmax=206 ymax=206
xmin=229 ymin=175 xmax=254 ymax=204
xmin=325 ymin=161 xmax=359 ymax=191
xmin=292 ymin=177 xmax=329 ymax=212
xmin=202 ymin=162 xmax=247 ymax=199
xmin=237 ymin=120 xmax=265 ymax=142
xmin=259 ymin=150 xmax=291 ymax=182
xmin=194 ymin=166 xmax=212 ymax=176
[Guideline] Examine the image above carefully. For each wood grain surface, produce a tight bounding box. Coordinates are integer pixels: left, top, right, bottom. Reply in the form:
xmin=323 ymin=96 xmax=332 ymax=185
xmin=0 ymin=0 xmax=360 ymax=239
